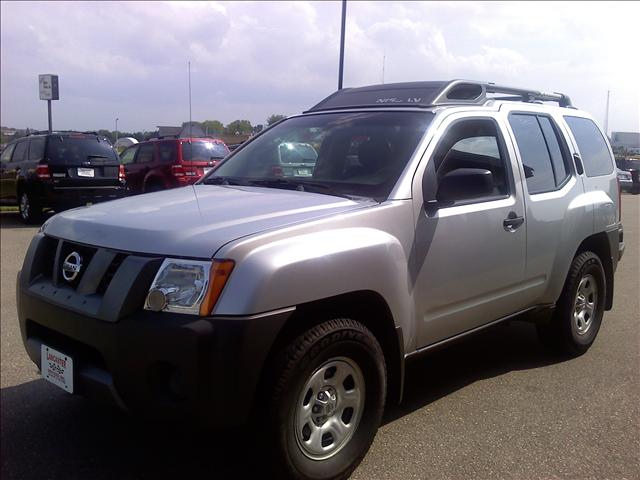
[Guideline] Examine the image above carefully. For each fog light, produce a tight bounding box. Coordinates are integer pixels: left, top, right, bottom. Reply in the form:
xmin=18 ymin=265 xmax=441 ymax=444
xmin=146 ymin=288 xmax=168 ymax=312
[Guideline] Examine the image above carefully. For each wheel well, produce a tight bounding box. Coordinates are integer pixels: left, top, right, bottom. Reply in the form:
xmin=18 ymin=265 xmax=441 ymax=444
xmin=260 ymin=291 xmax=403 ymax=406
xmin=574 ymin=232 xmax=614 ymax=310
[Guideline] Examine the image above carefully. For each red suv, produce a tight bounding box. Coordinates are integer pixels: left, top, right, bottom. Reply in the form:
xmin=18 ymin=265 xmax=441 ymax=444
xmin=119 ymin=138 xmax=229 ymax=194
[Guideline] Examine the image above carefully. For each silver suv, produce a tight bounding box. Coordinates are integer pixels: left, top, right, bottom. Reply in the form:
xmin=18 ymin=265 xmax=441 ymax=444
xmin=18 ymin=80 xmax=624 ymax=480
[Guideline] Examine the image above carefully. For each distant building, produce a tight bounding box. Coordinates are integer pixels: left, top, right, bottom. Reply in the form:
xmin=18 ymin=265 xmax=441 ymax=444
xmin=611 ymin=131 xmax=640 ymax=154
xmin=157 ymin=124 xmax=206 ymax=138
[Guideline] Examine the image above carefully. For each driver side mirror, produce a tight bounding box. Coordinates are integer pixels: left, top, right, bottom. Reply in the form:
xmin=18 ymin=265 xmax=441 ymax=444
xmin=437 ymin=167 xmax=494 ymax=202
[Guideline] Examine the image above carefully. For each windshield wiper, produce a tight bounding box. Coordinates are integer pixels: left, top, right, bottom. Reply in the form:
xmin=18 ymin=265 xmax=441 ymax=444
xmin=249 ymin=178 xmax=356 ymax=200
xmin=202 ymin=176 xmax=249 ymax=186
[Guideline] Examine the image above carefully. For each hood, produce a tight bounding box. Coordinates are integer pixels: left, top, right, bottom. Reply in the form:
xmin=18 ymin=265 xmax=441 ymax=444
xmin=43 ymin=185 xmax=371 ymax=258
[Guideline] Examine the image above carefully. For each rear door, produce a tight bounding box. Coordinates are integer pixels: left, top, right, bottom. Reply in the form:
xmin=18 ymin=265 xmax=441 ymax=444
xmin=46 ymin=134 xmax=120 ymax=187
xmin=125 ymin=143 xmax=155 ymax=193
xmin=502 ymin=105 xmax=588 ymax=306
xmin=4 ymin=139 xmax=29 ymax=200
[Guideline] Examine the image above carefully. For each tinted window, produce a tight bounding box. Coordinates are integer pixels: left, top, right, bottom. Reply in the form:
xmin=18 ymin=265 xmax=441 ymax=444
xmin=537 ymin=116 xmax=570 ymax=185
xmin=46 ymin=135 xmax=118 ymax=165
xmin=12 ymin=141 xmax=28 ymax=163
xmin=158 ymin=142 xmax=178 ymax=163
xmin=278 ymin=142 xmax=318 ymax=164
xmin=432 ymin=118 xmax=510 ymax=200
xmin=0 ymin=143 xmax=16 ymax=163
xmin=183 ymin=141 xmax=229 ymax=161
xmin=120 ymin=146 xmax=137 ymax=165
xmin=564 ymin=116 xmax=613 ymax=177
xmin=136 ymin=144 xmax=155 ymax=163
xmin=210 ymin=112 xmax=432 ymax=200
xmin=28 ymin=137 xmax=46 ymax=161
xmin=509 ymin=114 xmax=556 ymax=194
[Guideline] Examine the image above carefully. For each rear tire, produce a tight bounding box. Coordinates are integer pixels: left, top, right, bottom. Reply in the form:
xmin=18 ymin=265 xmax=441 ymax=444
xmin=265 ymin=318 xmax=386 ymax=480
xmin=537 ymin=251 xmax=606 ymax=356
xmin=18 ymin=190 xmax=43 ymax=224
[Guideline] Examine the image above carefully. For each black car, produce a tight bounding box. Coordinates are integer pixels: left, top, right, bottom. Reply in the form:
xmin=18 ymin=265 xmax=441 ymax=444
xmin=615 ymin=157 xmax=640 ymax=194
xmin=0 ymin=132 xmax=125 ymax=223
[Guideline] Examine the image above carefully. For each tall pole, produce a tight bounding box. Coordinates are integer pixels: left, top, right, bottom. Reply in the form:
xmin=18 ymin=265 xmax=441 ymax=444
xmin=47 ymin=100 xmax=52 ymax=133
xmin=338 ymin=0 xmax=347 ymax=90
xmin=382 ymin=51 xmax=386 ymax=84
xmin=115 ymin=118 xmax=119 ymax=142
xmin=604 ymin=90 xmax=610 ymax=138
xmin=188 ymin=61 xmax=193 ymax=139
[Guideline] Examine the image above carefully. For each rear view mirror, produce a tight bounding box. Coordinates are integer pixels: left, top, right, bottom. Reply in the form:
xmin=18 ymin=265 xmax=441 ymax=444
xmin=436 ymin=168 xmax=494 ymax=203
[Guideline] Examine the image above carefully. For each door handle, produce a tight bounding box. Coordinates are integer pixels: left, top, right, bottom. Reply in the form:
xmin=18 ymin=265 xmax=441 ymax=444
xmin=503 ymin=211 xmax=524 ymax=232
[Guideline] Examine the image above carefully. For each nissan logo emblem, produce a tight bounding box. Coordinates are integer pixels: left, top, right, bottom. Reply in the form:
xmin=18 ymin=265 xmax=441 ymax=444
xmin=62 ymin=252 xmax=83 ymax=282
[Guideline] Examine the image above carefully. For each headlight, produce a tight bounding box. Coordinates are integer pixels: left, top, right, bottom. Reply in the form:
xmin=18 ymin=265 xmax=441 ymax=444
xmin=144 ymin=258 xmax=234 ymax=316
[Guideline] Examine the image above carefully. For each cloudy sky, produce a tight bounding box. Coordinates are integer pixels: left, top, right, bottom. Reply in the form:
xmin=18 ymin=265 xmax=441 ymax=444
xmin=1 ymin=1 xmax=638 ymax=134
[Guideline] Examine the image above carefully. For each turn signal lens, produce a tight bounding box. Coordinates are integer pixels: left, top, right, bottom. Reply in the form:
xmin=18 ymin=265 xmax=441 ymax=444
xmin=199 ymin=260 xmax=235 ymax=316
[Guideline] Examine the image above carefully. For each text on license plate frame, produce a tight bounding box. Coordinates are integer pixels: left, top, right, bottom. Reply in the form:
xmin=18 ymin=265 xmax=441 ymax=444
xmin=41 ymin=344 xmax=74 ymax=393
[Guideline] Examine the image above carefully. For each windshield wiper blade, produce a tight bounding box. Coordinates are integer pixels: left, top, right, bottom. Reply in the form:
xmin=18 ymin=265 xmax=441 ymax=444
xmin=249 ymin=178 xmax=356 ymax=200
xmin=202 ymin=176 xmax=249 ymax=186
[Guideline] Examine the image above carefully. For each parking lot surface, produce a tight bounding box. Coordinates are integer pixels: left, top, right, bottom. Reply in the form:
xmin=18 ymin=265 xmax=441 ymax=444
xmin=1 ymin=197 xmax=638 ymax=480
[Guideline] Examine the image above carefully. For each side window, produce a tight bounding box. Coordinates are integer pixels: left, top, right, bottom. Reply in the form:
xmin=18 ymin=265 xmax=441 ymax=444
xmin=11 ymin=141 xmax=29 ymax=163
xmin=28 ymin=137 xmax=46 ymax=161
xmin=537 ymin=116 xmax=571 ymax=186
xmin=564 ymin=116 xmax=613 ymax=177
xmin=120 ymin=146 xmax=138 ymax=165
xmin=0 ymin=143 xmax=16 ymax=163
xmin=157 ymin=142 xmax=177 ymax=163
xmin=136 ymin=144 xmax=155 ymax=163
xmin=431 ymin=118 xmax=510 ymax=202
xmin=509 ymin=114 xmax=556 ymax=194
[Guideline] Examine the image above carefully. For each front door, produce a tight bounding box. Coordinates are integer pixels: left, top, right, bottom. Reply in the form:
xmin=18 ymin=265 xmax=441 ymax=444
xmin=411 ymin=114 xmax=527 ymax=348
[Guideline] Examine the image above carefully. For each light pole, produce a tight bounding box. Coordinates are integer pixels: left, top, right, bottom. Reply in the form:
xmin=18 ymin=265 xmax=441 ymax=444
xmin=338 ymin=0 xmax=347 ymax=90
xmin=115 ymin=118 xmax=119 ymax=142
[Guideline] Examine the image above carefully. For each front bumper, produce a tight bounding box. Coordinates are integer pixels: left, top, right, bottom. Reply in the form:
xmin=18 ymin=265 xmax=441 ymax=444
xmin=17 ymin=233 xmax=292 ymax=427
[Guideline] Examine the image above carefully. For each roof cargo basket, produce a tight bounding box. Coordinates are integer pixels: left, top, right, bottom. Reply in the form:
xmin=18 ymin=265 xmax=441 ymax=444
xmin=305 ymin=80 xmax=573 ymax=112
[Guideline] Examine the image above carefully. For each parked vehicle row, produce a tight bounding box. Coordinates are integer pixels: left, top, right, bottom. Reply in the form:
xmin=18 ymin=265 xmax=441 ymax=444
xmin=615 ymin=157 xmax=640 ymax=193
xmin=0 ymin=133 xmax=230 ymax=222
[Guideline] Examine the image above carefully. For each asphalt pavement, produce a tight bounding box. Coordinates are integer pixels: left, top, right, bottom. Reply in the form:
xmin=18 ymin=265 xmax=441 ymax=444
xmin=1 ymin=197 xmax=638 ymax=480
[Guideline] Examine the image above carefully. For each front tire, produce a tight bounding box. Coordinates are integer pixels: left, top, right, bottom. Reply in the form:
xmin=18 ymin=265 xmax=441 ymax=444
xmin=537 ymin=251 xmax=606 ymax=356
xmin=266 ymin=318 xmax=386 ymax=480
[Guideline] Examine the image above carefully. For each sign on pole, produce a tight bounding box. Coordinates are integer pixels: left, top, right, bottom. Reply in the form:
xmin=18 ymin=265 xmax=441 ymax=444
xmin=39 ymin=74 xmax=59 ymax=100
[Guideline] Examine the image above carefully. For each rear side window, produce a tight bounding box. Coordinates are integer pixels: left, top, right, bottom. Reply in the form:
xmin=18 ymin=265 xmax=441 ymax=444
xmin=158 ymin=142 xmax=178 ymax=163
xmin=509 ymin=114 xmax=556 ymax=193
xmin=0 ymin=143 xmax=16 ymax=162
xmin=564 ymin=116 xmax=613 ymax=177
xmin=28 ymin=137 xmax=46 ymax=161
xmin=120 ymin=146 xmax=137 ymax=165
xmin=136 ymin=144 xmax=155 ymax=163
xmin=537 ymin=116 xmax=570 ymax=184
xmin=12 ymin=141 xmax=29 ymax=163
xmin=46 ymin=136 xmax=118 ymax=165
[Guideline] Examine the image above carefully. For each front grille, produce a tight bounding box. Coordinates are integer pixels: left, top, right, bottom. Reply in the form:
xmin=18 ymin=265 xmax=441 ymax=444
xmin=25 ymin=235 xmax=163 ymax=322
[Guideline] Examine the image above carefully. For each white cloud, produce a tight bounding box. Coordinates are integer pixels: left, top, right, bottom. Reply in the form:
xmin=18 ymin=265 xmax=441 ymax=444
xmin=1 ymin=1 xmax=638 ymax=133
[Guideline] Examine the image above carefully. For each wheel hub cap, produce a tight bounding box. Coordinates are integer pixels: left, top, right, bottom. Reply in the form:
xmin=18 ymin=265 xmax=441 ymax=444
xmin=294 ymin=357 xmax=365 ymax=460
xmin=574 ymin=274 xmax=597 ymax=335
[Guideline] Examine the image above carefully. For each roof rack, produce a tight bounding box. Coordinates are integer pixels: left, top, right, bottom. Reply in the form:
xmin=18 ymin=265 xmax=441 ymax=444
xmin=25 ymin=130 xmax=103 ymax=137
xmin=305 ymin=80 xmax=573 ymax=112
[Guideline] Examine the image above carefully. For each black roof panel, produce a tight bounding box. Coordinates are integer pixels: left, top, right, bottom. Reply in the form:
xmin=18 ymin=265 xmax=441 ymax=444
xmin=306 ymin=81 xmax=450 ymax=112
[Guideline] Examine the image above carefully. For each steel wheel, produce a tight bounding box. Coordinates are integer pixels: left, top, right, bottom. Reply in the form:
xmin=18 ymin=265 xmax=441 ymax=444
xmin=573 ymin=274 xmax=597 ymax=335
xmin=294 ymin=356 xmax=365 ymax=460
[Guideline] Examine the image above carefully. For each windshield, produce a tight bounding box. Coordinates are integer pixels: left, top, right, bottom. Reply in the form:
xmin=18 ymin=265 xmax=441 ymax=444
xmin=46 ymin=135 xmax=119 ymax=165
xmin=183 ymin=141 xmax=230 ymax=161
xmin=205 ymin=111 xmax=433 ymax=200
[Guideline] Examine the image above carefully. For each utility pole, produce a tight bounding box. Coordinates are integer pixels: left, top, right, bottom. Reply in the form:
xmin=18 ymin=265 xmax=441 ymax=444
xmin=188 ymin=61 xmax=193 ymax=139
xmin=338 ymin=0 xmax=347 ymax=90
xmin=382 ymin=51 xmax=386 ymax=84
xmin=115 ymin=118 xmax=119 ymax=142
xmin=604 ymin=90 xmax=610 ymax=138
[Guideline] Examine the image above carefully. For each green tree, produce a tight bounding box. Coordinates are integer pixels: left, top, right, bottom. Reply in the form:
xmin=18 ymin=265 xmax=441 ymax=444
xmin=225 ymin=120 xmax=252 ymax=135
xmin=266 ymin=114 xmax=286 ymax=126
xmin=201 ymin=120 xmax=224 ymax=135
